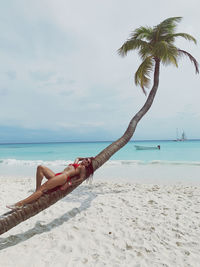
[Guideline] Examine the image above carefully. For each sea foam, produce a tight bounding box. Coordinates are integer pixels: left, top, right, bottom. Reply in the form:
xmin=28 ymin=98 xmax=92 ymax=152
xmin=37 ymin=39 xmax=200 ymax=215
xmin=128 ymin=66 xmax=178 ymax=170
xmin=1 ymin=158 xmax=200 ymax=167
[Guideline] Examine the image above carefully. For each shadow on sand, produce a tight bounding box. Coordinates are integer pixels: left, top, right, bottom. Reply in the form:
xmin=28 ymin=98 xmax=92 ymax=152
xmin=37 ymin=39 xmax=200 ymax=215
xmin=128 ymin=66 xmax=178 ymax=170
xmin=0 ymin=185 xmax=97 ymax=251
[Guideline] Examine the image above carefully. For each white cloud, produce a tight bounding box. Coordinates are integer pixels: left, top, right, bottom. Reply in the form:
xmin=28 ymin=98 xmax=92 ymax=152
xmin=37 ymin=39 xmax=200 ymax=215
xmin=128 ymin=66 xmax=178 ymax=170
xmin=0 ymin=0 xmax=200 ymax=141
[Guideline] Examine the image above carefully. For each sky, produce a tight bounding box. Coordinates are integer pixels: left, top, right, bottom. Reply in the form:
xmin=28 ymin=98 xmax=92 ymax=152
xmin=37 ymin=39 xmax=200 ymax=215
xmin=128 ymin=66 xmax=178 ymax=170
xmin=0 ymin=0 xmax=199 ymax=143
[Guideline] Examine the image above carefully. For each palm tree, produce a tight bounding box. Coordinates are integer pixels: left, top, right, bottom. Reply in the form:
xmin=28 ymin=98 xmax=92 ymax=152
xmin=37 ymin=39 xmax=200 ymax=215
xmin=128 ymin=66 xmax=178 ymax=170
xmin=118 ymin=16 xmax=199 ymax=95
xmin=92 ymin=16 xmax=198 ymax=170
xmin=0 ymin=17 xmax=198 ymax=235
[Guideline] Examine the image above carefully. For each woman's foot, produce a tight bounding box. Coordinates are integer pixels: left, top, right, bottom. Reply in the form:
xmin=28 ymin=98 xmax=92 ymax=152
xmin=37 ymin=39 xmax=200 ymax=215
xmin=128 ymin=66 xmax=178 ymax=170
xmin=6 ymin=204 xmax=23 ymax=210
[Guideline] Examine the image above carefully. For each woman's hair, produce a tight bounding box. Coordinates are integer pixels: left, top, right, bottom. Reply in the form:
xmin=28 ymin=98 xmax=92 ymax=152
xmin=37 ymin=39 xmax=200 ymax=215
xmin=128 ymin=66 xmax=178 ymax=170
xmin=85 ymin=157 xmax=94 ymax=183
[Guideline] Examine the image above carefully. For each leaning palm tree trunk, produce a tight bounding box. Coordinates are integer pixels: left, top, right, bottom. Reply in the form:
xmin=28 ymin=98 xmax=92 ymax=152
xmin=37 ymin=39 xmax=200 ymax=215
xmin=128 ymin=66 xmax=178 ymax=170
xmin=93 ymin=59 xmax=160 ymax=171
xmin=0 ymin=60 xmax=160 ymax=236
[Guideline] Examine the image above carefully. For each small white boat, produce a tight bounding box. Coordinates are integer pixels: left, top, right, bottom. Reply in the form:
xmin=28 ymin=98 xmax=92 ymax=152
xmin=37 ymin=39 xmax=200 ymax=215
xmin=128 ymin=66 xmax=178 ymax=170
xmin=134 ymin=145 xmax=160 ymax=150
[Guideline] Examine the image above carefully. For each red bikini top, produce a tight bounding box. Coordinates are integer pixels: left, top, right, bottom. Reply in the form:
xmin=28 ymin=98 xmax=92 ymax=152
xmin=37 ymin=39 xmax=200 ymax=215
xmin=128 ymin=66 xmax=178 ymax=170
xmin=68 ymin=163 xmax=80 ymax=169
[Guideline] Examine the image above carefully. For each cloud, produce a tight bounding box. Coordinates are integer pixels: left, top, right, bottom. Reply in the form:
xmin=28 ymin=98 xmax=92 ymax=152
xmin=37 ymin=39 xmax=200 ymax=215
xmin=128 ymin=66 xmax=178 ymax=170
xmin=29 ymin=70 xmax=56 ymax=82
xmin=0 ymin=88 xmax=9 ymax=96
xmin=0 ymin=0 xmax=199 ymax=142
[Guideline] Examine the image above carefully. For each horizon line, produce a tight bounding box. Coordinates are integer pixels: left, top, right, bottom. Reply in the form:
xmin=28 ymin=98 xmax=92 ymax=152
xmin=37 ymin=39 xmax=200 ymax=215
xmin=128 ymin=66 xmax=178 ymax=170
xmin=1 ymin=138 xmax=200 ymax=145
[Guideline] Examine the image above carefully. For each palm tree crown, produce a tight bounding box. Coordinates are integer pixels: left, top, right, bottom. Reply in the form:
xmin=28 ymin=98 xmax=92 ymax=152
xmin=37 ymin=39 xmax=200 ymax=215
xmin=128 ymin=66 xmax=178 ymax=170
xmin=118 ymin=17 xmax=199 ymax=94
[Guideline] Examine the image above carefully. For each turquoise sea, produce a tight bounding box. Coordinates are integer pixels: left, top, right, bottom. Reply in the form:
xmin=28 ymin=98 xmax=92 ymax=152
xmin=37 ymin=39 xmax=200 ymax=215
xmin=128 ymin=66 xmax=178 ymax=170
xmin=1 ymin=140 xmax=200 ymax=166
xmin=1 ymin=140 xmax=200 ymax=183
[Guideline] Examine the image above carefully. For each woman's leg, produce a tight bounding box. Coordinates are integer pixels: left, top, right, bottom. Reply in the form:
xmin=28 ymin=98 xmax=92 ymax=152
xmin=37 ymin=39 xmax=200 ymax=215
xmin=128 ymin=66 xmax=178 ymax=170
xmin=14 ymin=173 xmax=68 ymax=207
xmin=36 ymin=165 xmax=55 ymax=191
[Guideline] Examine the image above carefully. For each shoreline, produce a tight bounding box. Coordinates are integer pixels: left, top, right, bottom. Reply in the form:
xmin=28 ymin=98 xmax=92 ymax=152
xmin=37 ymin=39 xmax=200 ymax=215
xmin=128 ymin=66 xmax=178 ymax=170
xmin=1 ymin=162 xmax=200 ymax=185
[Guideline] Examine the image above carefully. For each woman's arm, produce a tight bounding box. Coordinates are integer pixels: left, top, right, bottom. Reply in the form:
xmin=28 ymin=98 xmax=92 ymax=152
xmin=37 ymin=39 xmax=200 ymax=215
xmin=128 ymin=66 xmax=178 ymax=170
xmin=60 ymin=166 xmax=85 ymax=190
xmin=71 ymin=166 xmax=86 ymax=185
xmin=74 ymin=157 xmax=85 ymax=164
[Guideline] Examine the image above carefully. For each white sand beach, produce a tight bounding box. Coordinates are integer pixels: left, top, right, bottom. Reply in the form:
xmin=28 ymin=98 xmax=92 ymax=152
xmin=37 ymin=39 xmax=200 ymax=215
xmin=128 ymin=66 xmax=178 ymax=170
xmin=0 ymin=164 xmax=200 ymax=267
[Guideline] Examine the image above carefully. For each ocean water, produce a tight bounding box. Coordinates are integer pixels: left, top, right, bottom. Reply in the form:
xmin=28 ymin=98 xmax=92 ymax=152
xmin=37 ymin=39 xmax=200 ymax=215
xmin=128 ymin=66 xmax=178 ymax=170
xmin=1 ymin=140 xmax=200 ymax=183
xmin=1 ymin=140 xmax=200 ymax=166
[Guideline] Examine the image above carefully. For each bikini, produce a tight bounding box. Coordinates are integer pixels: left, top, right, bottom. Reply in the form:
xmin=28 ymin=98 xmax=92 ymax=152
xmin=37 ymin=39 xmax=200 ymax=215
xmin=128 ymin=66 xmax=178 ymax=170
xmin=68 ymin=163 xmax=80 ymax=169
xmin=55 ymin=163 xmax=80 ymax=182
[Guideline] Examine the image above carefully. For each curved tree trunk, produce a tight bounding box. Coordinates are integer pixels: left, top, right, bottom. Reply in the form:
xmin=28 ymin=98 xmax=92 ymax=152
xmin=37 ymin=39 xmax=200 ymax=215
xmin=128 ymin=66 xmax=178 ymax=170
xmin=0 ymin=60 xmax=160 ymax=236
xmin=93 ymin=59 xmax=160 ymax=171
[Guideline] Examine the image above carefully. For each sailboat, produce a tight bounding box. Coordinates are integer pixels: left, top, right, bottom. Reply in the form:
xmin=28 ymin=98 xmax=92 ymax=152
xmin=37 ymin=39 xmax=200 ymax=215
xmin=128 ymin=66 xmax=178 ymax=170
xmin=180 ymin=131 xmax=186 ymax=141
xmin=174 ymin=129 xmax=187 ymax=141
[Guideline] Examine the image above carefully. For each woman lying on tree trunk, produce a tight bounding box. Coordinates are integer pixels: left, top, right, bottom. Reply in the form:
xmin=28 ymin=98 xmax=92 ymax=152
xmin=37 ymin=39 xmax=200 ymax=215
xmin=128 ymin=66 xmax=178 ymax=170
xmin=6 ymin=157 xmax=94 ymax=210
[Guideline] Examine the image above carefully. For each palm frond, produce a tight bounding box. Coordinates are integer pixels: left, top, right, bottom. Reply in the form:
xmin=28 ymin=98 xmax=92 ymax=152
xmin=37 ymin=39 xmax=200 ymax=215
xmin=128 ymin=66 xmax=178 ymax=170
xmin=178 ymin=49 xmax=199 ymax=73
xmin=152 ymin=41 xmax=169 ymax=58
xmin=171 ymin=33 xmax=197 ymax=44
xmin=134 ymin=57 xmax=154 ymax=95
xmin=162 ymin=34 xmax=175 ymax=43
xmin=153 ymin=17 xmax=182 ymax=41
xmin=130 ymin=26 xmax=153 ymax=41
xmin=118 ymin=39 xmax=149 ymax=57
xmin=167 ymin=54 xmax=178 ymax=67
xmin=161 ymin=53 xmax=179 ymax=67
xmin=138 ymin=44 xmax=153 ymax=60
xmin=157 ymin=17 xmax=182 ymax=33
xmin=159 ymin=17 xmax=182 ymax=26
xmin=152 ymin=42 xmax=178 ymax=66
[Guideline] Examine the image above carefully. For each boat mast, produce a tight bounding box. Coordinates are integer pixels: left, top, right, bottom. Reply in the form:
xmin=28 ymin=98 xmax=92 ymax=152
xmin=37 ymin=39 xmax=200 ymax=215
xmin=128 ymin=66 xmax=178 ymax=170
xmin=181 ymin=131 xmax=186 ymax=141
xmin=176 ymin=128 xmax=179 ymax=140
